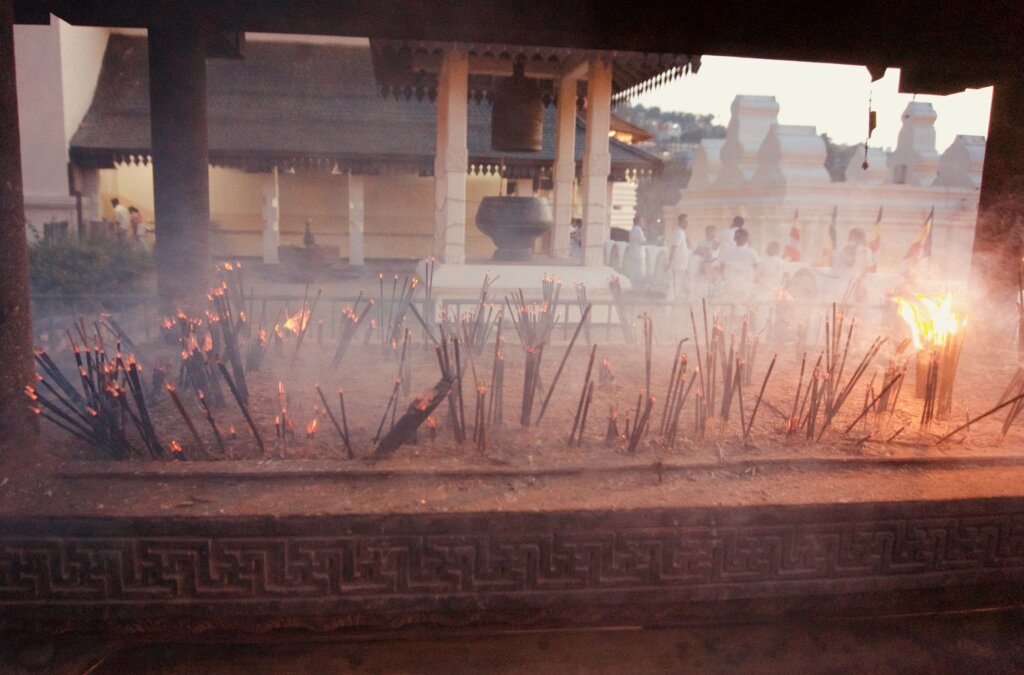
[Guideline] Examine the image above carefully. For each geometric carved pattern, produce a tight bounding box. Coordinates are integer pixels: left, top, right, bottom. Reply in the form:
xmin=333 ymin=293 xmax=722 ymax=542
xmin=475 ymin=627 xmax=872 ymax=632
xmin=4 ymin=515 xmax=1024 ymax=605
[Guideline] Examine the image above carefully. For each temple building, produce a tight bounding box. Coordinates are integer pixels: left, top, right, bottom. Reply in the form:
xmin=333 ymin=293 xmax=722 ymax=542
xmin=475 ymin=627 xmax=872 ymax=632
xmin=669 ymin=95 xmax=985 ymax=283
xmin=15 ymin=24 xmax=686 ymax=266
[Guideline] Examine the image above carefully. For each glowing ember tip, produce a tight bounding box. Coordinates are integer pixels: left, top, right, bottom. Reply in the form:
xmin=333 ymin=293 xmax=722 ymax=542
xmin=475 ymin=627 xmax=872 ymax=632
xmin=170 ymin=440 xmax=183 ymax=454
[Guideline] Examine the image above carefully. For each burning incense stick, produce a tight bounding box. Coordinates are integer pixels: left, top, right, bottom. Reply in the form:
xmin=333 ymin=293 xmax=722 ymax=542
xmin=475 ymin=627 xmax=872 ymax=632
xmin=535 ymin=303 xmax=592 ymax=425
xmin=217 ymin=360 xmax=264 ymax=454
xmin=744 ymin=354 xmax=776 ymax=441
xmin=166 ymin=383 xmax=206 ymax=456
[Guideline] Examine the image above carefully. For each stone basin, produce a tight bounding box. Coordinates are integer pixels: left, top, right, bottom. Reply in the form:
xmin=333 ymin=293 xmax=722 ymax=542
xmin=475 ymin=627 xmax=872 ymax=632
xmin=475 ymin=196 xmax=552 ymax=261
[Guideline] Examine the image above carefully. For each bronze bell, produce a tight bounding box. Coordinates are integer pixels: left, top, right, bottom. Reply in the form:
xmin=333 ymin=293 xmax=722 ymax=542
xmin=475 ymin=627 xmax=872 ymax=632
xmin=491 ymin=59 xmax=543 ymax=152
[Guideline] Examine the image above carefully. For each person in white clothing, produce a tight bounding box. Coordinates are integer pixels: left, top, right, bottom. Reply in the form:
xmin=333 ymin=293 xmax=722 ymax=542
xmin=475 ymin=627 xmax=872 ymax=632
xmin=623 ymin=214 xmax=647 ymax=290
xmin=757 ymin=241 xmax=786 ymax=302
xmin=720 ymin=215 xmax=744 ymax=251
xmin=717 ymin=227 xmax=759 ymax=308
xmin=111 ymin=198 xmax=131 ymax=238
xmin=669 ymin=213 xmax=690 ymax=301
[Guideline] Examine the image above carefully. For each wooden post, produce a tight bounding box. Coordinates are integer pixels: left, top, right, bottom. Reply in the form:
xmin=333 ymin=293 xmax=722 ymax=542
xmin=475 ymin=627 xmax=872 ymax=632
xmin=434 ymin=47 xmax=468 ymax=264
xmin=581 ymin=58 xmax=612 ymax=267
xmin=551 ymin=75 xmax=577 ymax=258
xmin=149 ymin=21 xmax=211 ymax=306
xmin=0 ymin=0 xmax=35 ymax=446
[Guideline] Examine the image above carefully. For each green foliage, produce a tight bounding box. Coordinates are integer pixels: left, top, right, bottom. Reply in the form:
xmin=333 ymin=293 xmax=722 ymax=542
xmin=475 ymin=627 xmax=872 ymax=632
xmin=29 ymin=231 xmax=153 ymax=295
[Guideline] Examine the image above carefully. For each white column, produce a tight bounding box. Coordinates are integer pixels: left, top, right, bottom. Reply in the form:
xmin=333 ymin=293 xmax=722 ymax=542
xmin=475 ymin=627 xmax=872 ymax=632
xmin=347 ymin=172 xmax=365 ymax=265
xmin=551 ymin=75 xmax=577 ymax=258
xmin=581 ymin=58 xmax=612 ymax=267
xmin=433 ymin=47 xmax=469 ymax=264
xmin=261 ymin=165 xmax=280 ymax=264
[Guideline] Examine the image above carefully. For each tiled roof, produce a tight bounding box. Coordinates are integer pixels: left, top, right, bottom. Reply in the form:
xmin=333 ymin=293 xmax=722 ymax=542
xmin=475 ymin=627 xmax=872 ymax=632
xmin=70 ymin=35 xmax=660 ymax=177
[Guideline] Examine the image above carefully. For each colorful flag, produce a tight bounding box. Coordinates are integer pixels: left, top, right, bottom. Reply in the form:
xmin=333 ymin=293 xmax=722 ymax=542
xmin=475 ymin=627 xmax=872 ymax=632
xmin=819 ymin=206 xmax=837 ymax=266
xmin=903 ymin=207 xmax=934 ymax=263
xmin=784 ymin=209 xmax=801 ymax=261
xmin=866 ymin=207 xmax=882 ymax=273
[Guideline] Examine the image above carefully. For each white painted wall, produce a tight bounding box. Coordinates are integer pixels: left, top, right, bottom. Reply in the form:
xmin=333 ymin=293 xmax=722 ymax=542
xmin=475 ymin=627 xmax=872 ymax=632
xmin=14 ymin=17 xmax=108 ymax=234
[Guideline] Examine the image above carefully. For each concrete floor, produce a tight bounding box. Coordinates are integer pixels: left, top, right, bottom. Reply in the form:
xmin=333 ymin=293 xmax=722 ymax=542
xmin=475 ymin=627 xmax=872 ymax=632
xmin=14 ymin=608 xmax=1017 ymax=674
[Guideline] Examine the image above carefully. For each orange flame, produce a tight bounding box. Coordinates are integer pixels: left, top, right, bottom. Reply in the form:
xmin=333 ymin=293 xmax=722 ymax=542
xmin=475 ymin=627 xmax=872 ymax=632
xmin=170 ymin=440 xmax=182 ymax=454
xmin=282 ymin=309 xmax=310 ymax=335
xmin=426 ymin=416 xmax=437 ymax=429
xmin=228 ymin=425 xmax=236 ymax=439
xmin=894 ymin=294 xmax=961 ymax=350
xmin=306 ymin=418 xmax=318 ymax=437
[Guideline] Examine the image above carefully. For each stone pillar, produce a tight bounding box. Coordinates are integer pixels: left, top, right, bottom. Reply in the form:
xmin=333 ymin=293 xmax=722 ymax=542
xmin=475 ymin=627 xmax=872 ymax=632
xmin=974 ymin=76 xmax=1024 ymax=288
xmin=551 ymin=75 xmax=577 ymax=258
xmin=0 ymin=0 xmax=34 ymax=444
xmin=433 ymin=48 xmax=468 ymax=264
xmin=260 ymin=166 xmax=280 ymax=264
xmin=148 ymin=21 xmax=211 ymax=306
xmin=581 ymin=58 xmax=612 ymax=267
xmin=348 ymin=172 xmax=365 ymax=265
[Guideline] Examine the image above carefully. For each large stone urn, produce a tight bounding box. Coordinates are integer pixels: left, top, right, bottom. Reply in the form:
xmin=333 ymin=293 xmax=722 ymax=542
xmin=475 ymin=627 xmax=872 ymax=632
xmin=475 ymin=196 xmax=553 ymax=261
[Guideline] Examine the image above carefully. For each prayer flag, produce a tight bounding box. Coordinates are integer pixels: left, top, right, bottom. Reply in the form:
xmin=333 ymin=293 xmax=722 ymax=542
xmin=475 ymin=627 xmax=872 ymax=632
xmin=903 ymin=207 xmax=934 ymax=262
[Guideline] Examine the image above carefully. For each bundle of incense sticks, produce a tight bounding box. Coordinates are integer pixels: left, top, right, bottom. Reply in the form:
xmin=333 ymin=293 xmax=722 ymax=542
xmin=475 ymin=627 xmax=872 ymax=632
xmin=919 ymin=351 xmax=940 ymax=429
xmin=641 ymin=312 xmax=653 ymax=395
xmin=210 ymin=284 xmax=250 ymax=403
xmin=245 ymin=328 xmax=268 ymax=372
xmin=876 ymin=360 xmax=905 ymax=414
xmin=574 ymin=283 xmax=591 ymax=346
xmin=568 ymin=345 xmax=598 ymax=445
xmin=627 ymin=394 xmax=655 ymax=453
xmin=176 ymin=321 xmax=225 ymax=407
xmin=333 ymin=293 xmax=374 ymax=367
xmin=536 ymin=303 xmax=591 ymax=425
xmin=383 ymin=275 xmax=419 ymax=352
xmin=487 ymin=310 xmax=505 ymax=426
xmin=472 ymin=386 xmax=488 ymax=453
xmin=32 ymin=332 xmax=165 ymax=460
xmin=435 ymin=324 xmax=466 ymax=442
xmin=506 ymin=285 xmax=560 ymax=427
xmin=688 ymin=307 xmax=708 ymax=439
xmin=659 ymin=340 xmax=687 ymax=436
xmin=608 ymin=276 xmax=634 ymax=344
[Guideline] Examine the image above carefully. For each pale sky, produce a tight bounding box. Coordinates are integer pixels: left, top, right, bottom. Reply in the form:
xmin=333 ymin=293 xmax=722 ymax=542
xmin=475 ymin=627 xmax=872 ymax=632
xmin=634 ymin=56 xmax=993 ymax=152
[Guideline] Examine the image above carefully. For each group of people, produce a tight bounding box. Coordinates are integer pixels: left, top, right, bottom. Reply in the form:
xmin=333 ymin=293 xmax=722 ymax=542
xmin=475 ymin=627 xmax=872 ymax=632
xmin=110 ymin=198 xmax=144 ymax=243
xmin=619 ymin=213 xmax=876 ymax=310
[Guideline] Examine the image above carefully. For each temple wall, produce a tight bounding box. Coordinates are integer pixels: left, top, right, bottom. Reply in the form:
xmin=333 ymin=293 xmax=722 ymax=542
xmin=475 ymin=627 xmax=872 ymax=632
xmin=671 ymin=97 xmax=984 ymax=285
xmin=15 ymin=19 xmax=109 ymax=235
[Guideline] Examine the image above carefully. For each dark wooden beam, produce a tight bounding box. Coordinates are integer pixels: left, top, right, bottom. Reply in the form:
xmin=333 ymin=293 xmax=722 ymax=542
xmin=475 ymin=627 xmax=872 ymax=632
xmin=0 ymin=0 xmax=35 ymax=447
xmin=148 ymin=20 xmax=212 ymax=307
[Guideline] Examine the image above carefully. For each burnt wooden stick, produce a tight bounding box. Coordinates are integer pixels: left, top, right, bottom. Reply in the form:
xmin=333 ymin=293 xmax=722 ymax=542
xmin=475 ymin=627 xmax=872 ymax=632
xmin=217 ymin=360 xmax=264 ymax=454
xmin=476 ymin=389 xmax=487 ymax=453
xmin=454 ymin=337 xmax=467 ymax=438
xmin=734 ymin=360 xmax=746 ymax=435
xmin=668 ymin=373 xmax=698 ymax=447
xmin=32 ymin=407 xmax=101 ymax=446
xmin=338 ymin=389 xmax=353 ymax=458
xmin=744 ymin=354 xmax=776 ymax=441
xmin=26 ymin=388 xmax=96 ymax=439
xmin=197 ymin=391 xmax=227 ymax=456
xmin=936 ymin=391 xmax=1024 ymax=444
xmin=568 ymin=344 xmax=599 ymax=443
xmin=660 ymin=339 xmax=685 ymax=435
xmin=373 ymin=377 xmax=454 ymax=457
xmin=628 ymin=396 xmax=655 ymax=454
xmin=408 ymin=302 xmax=439 ymax=344
xmin=316 ymin=384 xmax=347 ymax=447
xmin=166 ymin=384 xmax=206 ymax=455
xmin=842 ymin=373 xmax=904 ymax=435
xmin=374 ymin=379 xmax=402 ymax=442
xmin=536 ymin=303 xmax=592 ymax=425
xmin=575 ymin=379 xmax=596 ymax=447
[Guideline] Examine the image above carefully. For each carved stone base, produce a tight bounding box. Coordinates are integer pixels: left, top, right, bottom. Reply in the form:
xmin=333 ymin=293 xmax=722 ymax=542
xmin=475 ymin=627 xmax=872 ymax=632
xmin=3 ymin=498 xmax=1024 ymax=638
